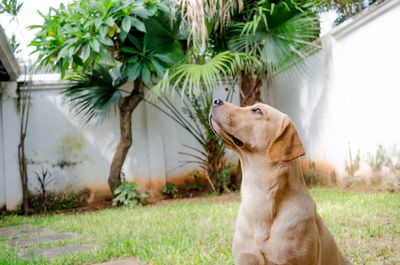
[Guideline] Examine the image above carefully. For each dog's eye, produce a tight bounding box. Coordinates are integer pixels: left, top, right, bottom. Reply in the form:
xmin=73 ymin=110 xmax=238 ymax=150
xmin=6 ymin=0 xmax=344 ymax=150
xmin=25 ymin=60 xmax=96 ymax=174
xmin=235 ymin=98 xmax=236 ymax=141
xmin=251 ymin=108 xmax=262 ymax=115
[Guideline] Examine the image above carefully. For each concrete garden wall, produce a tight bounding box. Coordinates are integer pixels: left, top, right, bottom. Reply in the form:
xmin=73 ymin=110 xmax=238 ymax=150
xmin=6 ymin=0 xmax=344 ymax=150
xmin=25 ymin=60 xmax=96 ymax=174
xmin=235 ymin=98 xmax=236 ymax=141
xmin=271 ymin=0 xmax=400 ymax=184
xmin=0 ymin=77 xmax=238 ymax=210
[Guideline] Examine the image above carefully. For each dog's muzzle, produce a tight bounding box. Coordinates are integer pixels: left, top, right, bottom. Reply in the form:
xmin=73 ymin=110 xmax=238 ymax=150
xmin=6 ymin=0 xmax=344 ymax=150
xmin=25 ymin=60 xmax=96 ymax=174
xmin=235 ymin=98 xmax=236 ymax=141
xmin=210 ymin=102 xmax=244 ymax=147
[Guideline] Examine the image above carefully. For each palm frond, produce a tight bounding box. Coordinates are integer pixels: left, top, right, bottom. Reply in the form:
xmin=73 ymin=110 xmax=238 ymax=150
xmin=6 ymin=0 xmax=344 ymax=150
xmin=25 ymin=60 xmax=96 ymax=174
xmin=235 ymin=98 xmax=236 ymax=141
xmin=64 ymin=66 xmax=124 ymax=123
xmin=261 ymin=13 xmax=320 ymax=68
xmin=173 ymin=0 xmax=243 ymax=53
xmin=149 ymin=51 xmax=257 ymax=99
xmin=228 ymin=1 xmax=320 ymax=74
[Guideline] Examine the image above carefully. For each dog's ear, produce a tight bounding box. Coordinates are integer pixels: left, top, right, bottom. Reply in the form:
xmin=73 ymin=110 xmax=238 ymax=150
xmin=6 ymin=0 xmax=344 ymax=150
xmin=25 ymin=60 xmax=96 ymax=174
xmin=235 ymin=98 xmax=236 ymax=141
xmin=267 ymin=118 xmax=305 ymax=163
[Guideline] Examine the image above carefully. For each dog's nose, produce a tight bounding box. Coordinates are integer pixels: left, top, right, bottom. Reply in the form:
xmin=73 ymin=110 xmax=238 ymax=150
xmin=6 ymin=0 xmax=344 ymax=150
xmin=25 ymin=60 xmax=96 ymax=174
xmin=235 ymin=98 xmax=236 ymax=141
xmin=213 ymin=98 xmax=223 ymax=106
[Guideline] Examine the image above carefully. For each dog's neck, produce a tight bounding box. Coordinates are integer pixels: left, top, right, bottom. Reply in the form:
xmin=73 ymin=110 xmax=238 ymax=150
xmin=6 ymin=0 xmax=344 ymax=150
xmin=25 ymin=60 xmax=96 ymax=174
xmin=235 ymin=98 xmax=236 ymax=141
xmin=239 ymin=153 xmax=307 ymax=193
xmin=238 ymin=154 xmax=310 ymax=240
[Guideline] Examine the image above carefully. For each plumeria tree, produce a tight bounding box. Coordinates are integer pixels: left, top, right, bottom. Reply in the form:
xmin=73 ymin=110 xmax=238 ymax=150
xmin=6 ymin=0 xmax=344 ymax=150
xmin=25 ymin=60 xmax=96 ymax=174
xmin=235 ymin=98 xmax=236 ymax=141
xmin=30 ymin=0 xmax=184 ymax=193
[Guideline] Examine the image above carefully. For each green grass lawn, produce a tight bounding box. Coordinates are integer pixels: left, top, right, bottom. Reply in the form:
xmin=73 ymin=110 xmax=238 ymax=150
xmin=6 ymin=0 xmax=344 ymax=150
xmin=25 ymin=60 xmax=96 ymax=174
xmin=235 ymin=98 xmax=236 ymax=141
xmin=0 ymin=188 xmax=399 ymax=265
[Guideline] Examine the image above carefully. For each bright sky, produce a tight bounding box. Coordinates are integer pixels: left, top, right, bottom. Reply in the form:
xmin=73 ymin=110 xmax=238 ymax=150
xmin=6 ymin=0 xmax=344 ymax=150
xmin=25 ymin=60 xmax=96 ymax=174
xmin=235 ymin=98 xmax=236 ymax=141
xmin=0 ymin=0 xmax=70 ymax=61
xmin=0 ymin=0 xmax=337 ymax=62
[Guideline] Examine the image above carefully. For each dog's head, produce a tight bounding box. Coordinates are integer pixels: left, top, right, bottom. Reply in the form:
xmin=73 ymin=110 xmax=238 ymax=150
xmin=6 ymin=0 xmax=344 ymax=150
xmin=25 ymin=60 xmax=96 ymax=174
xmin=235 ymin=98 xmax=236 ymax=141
xmin=209 ymin=99 xmax=304 ymax=163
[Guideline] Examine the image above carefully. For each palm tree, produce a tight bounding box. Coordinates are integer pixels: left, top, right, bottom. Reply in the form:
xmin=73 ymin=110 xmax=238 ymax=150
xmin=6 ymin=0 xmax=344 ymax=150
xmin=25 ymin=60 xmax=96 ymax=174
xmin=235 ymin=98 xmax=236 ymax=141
xmin=177 ymin=0 xmax=320 ymax=106
xmin=228 ymin=0 xmax=320 ymax=105
xmin=153 ymin=0 xmax=320 ymax=188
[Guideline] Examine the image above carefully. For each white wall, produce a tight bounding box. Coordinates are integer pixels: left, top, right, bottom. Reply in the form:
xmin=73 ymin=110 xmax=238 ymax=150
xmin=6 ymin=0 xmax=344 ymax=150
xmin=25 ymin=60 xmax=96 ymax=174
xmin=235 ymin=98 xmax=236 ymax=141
xmin=1 ymin=82 xmax=22 ymax=210
xmin=272 ymin=0 xmax=400 ymax=179
xmin=0 ymin=77 xmax=238 ymax=209
xmin=0 ymin=90 xmax=5 ymax=209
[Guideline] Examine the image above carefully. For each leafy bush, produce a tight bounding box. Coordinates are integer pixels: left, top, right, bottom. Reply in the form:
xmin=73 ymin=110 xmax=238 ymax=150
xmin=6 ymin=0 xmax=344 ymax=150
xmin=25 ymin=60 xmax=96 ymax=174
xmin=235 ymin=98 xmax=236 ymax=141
xmin=112 ymin=181 xmax=148 ymax=208
xmin=345 ymin=145 xmax=360 ymax=177
xmin=368 ymin=144 xmax=400 ymax=190
xmin=185 ymin=175 xmax=203 ymax=192
xmin=32 ymin=168 xmax=54 ymax=213
xmin=303 ymin=161 xmax=327 ymax=186
xmin=162 ymin=182 xmax=179 ymax=199
xmin=27 ymin=168 xmax=91 ymax=214
xmin=215 ymin=167 xmax=233 ymax=192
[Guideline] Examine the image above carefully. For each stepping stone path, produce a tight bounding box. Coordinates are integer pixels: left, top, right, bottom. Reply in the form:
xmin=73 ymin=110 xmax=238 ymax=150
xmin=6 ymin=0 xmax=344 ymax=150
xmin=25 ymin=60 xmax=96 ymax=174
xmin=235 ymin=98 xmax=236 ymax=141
xmin=0 ymin=225 xmax=145 ymax=264
xmin=9 ymin=232 xmax=79 ymax=247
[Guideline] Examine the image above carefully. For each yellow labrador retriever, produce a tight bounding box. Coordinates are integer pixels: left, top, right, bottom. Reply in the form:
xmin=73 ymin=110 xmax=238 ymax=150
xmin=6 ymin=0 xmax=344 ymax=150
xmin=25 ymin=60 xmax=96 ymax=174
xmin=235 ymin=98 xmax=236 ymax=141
xmin=210 ymin=99 xmax=351 ymax=265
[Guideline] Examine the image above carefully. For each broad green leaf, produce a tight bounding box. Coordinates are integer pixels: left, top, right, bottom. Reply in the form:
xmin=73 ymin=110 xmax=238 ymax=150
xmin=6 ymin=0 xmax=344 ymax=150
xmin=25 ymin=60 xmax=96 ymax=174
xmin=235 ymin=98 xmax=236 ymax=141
xmin=151 ymin=59 xmax=165 ymax=77
xmin=128 ymin=63 xmax=141 ymax=81
xmin=89 ymin=39 xmax=100 ymax=53
xmin=131 ymin=17 xmax=146 ymax=32
xmin=121 ymin=47 xmax=138 ymax=54
xmin=56 ymin=44 xmax=71 ymax=62
xmin=94 ymin=17 xmax=102 ymax=29
xmin=105 ymin=17 xmax=115 ymax=27
xmin=100 ymin=26 xmax=109 ymax=37
xmin=153 ymin=54 xmax=174 ymax=64
xmin=133 ymin=5 xmax=153 ymax=18
xmin=119 ymin=30 xmax=128 ymax=42
xmin=121 ymin=16 xmax=131 ymax=33
xmin=80 ymin=44 xmax=91 ymax=62
xmin=99 ymin=48 xmax=114 ymax=63
xmin=98 ymin=36 xmax=114 ymax=46
xmin=141 ymin=66 xmax=151 ymax=85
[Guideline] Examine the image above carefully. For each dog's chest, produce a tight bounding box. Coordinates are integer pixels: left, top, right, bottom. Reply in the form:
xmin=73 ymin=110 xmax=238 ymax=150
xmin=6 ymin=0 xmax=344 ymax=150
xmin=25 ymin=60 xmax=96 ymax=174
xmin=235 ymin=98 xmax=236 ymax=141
xmin=237 ymin=183 xmax=274 ymax=239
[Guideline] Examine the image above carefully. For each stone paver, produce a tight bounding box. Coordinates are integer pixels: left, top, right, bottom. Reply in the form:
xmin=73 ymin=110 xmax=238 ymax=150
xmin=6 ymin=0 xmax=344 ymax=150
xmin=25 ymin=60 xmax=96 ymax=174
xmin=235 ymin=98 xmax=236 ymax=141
xmin=2 ymin=225 xmax=145 ymax=264
xmin=91 ymin=258 xmax=146 ymax=265
xmin=0 ymin=225 xmax=54 ymax=239
xmin=18 ymin=243 xmax=102 ymax=259
xmin=8 ymin=232 xmax=80 ymax=247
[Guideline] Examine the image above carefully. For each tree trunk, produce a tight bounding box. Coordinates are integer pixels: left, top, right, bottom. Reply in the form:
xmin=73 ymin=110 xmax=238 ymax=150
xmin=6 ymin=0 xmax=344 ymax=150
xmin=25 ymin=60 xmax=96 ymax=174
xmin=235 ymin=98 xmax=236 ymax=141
xmin=239 ymin=71 xmax=262 ymax=106
xmin=18 ymin=85 xmax=31 ymax=215
xmin=108 ymin=81 xmax=143 ymax=194
xmin=231 ymin=72 xmax=263 ymax=190
xmin=18 ymin=143 xmax=29 ymax=214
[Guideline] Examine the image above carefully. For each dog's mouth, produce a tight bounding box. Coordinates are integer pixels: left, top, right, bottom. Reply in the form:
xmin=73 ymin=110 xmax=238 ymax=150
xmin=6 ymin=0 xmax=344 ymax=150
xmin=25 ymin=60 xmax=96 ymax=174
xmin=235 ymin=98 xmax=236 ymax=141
xmin=210 ymin=115 xmax=244 ymax=147
xmin=227 ymin=133 xmax=244 ymax=147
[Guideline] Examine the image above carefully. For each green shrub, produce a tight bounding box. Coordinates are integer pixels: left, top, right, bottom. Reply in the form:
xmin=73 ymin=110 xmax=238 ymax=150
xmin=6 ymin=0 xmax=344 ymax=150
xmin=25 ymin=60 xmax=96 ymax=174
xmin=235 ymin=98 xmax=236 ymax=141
xmin=303 ymin=161 xmax=327 ymax=186
xmin=215 ymin=167 xmax=233 ymax=192
xmin=345 ymin=145 xmax=360 ymax=177
xmin=162 ymin=182 xmax=179 ymax=199
xmin=185 ymin=175 xmax=203 ymax=192
xmin=112 ymin=181 xmax=148 ymax=208
xmin=368 ymin=144 xmax=400 ymax=191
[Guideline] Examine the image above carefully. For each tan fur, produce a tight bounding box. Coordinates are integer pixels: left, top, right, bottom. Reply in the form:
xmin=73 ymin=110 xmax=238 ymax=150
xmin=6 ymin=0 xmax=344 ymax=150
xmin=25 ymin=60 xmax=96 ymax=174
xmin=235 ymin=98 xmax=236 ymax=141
xmin=268 ymin=119 xmax=305 ymax=163
xmin=210 ymin=101 xmax=351 ymax=265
